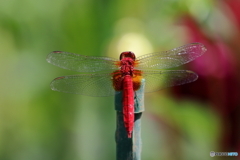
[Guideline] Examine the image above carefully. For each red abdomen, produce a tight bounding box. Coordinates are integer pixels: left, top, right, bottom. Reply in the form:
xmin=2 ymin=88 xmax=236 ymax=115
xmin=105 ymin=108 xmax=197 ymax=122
xmin=123 ymin=75 xmax=134 ymax=138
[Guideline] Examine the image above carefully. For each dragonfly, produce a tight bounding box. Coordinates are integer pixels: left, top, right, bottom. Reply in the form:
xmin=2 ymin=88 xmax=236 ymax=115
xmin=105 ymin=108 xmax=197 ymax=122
xmin=47 ymin=42 xmax=206 ymax=138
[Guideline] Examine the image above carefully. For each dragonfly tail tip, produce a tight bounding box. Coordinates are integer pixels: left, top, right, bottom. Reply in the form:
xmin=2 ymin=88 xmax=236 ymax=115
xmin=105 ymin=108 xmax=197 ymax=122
xmin=127 ymin=132 xmax=132 ymax=138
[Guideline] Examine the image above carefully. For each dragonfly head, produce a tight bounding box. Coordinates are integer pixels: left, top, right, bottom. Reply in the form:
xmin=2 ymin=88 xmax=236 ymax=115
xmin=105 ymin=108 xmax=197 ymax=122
xmin=120 ymin=51 xmax=136 ymax=61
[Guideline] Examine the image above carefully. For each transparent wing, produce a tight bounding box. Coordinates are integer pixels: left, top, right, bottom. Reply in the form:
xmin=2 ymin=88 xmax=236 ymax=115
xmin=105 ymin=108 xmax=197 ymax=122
xmin=46 ymin=51 xmax=118 ymax=72
xmin=142 ymin=70 xmax=198 ymax=92
xmin=50 ymin=70 xmax=198 ymax=96
xmin=136 ymin=43 xmax=206 ymax=69
xmin=50 ymin=73 xmax=116 ymax=97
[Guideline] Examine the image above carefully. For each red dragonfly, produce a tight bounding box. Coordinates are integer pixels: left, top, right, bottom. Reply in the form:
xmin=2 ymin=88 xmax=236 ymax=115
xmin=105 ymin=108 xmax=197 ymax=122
xmin=47 ymin=42 xmax=206 ymax=138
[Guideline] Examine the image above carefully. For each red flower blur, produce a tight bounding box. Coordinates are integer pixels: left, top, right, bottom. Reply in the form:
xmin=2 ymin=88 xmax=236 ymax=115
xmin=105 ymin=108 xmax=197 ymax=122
xmin=172 ymin=1 xmax=240 ymax=153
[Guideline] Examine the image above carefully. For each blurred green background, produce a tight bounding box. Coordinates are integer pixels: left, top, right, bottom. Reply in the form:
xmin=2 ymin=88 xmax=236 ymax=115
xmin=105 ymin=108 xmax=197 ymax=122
xmin=1 ymin=0 xmax=240 ymax=160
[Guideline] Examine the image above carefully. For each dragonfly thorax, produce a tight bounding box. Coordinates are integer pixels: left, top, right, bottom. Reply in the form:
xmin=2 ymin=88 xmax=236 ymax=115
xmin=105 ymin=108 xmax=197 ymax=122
xmin=120 ymin=57 xmax=134 ymax=76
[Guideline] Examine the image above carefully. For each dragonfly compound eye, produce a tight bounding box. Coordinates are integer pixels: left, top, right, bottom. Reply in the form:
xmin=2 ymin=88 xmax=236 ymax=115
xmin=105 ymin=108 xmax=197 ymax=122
xmin=120 ymin=51 xmax=136 ymax=61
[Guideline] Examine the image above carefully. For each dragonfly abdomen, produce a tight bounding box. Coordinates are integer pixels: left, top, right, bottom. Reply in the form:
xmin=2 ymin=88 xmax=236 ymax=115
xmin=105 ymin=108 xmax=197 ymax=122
xmin=123 ymin=75 xmax=134 ymax=138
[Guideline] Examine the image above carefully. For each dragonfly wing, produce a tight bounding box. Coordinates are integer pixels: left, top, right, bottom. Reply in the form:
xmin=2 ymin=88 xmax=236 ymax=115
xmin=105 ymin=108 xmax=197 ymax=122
xmin=50 ymin=73 xmax=116 ymax=97
xmin=136 ymin=43 xmax=206 ymax=69
xmin=46 ymin=51 xmax=118 ymax=72
xmin=142 ymin=70 xmax=198 ymax=93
